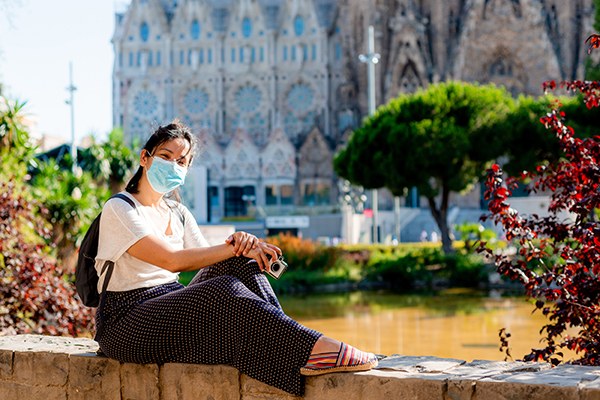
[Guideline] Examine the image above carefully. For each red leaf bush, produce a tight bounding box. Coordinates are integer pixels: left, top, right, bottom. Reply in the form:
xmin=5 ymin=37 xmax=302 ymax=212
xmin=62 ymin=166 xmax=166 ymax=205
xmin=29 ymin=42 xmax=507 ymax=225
xmin=480 ymin=79 xmax=600 ymax=365
xmin=0 ymin=178 xmax=94 ymax=336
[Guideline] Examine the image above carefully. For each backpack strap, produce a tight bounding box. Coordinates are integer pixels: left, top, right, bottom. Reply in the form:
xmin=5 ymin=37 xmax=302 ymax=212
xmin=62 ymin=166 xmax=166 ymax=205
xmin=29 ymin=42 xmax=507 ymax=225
xmin=112 ymin=192 xmax=136 ymax=210
xmin=94 ymin=194 xmax=136 ymax=341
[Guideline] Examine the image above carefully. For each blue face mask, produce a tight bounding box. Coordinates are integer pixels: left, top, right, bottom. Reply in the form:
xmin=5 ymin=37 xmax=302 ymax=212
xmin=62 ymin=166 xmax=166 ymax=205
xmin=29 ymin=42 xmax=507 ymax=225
xmin=145 ymin=153 xmax=187 ymax=194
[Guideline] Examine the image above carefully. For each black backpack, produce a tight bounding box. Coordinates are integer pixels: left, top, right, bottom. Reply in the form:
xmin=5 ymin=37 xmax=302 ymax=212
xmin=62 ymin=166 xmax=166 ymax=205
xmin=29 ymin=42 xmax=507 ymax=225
xmin=76 ymin=194 xmax=135 ymax=307
xmin=75 ymin=193 xmax=186 ymax=308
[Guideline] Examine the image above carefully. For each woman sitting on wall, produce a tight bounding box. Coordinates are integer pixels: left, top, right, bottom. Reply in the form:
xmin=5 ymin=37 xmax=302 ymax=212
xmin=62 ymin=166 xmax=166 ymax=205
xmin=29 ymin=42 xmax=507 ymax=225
xmin=94 ymin=121 xmax=377 ymax=396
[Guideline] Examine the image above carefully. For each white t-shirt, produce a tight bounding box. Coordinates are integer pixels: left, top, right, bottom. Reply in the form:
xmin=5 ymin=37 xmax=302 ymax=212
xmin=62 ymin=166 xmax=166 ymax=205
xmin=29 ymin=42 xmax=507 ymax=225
xmin=95 ymin=191 xmax=210 ymax=292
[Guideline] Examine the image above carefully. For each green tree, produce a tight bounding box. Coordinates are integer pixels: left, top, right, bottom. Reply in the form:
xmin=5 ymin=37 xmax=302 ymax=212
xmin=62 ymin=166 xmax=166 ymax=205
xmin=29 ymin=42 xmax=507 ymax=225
xmin=78 ymin=128 xmax=138 ymax=195
xmin=335 ymin=82 xmax=513 ymax=254
xmin=0 ymin=95 xmax=35 ymax=161
xmin=584 ymin=0 xmax=600 ymax=80
xmin=500 ymin=95 xmax=600 ymax=176
xmin=31 ymin=159 xmax=109 ymax=269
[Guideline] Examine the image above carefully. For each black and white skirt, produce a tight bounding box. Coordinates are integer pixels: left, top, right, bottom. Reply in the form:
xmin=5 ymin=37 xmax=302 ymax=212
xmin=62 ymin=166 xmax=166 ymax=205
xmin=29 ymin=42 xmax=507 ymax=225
xmin=96 ymin=257 xmax=322 ymax=396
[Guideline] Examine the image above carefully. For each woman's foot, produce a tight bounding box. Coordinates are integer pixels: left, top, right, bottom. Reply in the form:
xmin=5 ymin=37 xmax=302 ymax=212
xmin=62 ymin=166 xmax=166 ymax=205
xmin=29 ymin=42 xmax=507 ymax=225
xmin=301 ymin=342 xmax=378 ymax=376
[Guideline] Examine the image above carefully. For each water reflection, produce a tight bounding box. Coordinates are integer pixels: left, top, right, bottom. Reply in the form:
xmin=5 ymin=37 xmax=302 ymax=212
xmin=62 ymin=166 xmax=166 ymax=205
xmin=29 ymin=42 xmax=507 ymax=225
xmin=280 ymin=289 xmax=577 ymax=362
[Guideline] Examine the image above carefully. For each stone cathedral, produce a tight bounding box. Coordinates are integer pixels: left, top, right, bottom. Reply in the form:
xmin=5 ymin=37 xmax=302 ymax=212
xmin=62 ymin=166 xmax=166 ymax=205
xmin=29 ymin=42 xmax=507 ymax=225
xmin=113 ymin=0 xmax=594 ymax=222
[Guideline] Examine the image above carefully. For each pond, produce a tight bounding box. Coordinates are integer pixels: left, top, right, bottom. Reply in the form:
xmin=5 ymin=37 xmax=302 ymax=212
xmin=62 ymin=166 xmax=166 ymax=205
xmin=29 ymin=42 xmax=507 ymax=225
xmin=279 ymin=289 xmax=578 ymax=362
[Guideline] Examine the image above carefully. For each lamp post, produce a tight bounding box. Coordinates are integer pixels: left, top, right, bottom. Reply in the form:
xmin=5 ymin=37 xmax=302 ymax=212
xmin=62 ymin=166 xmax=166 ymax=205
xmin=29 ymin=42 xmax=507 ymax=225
xmin=359 ymin=26 xmax=380 ymax=243
xmin=65 ymin=62 xmax=77 ymax=174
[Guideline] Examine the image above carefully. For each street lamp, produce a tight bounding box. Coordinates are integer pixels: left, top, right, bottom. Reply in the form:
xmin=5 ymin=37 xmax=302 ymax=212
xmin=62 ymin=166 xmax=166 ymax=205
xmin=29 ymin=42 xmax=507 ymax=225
xmin=65 ymin=62 xmax=77 ymax=174
xmin=359 ymin=26 xmax=381 ymax=243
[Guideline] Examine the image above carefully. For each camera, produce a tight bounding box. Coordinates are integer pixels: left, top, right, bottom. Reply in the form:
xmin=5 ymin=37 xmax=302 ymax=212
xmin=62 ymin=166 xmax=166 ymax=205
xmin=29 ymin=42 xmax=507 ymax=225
xmin=266 ymin=254 xmax=288 ymax=279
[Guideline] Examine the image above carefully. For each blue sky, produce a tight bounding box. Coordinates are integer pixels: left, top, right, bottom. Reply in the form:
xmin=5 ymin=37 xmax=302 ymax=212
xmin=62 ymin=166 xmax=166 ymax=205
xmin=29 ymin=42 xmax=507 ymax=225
xmin=0 ymin=1 xmax=125 ymax=143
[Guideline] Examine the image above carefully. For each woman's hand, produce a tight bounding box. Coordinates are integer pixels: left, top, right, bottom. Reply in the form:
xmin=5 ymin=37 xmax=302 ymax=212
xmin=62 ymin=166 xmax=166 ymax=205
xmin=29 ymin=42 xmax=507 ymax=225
xmin=225 ymin=231 xmax=259 ymax=257
xmin=245 ymin=241 xmax=283 ymax=273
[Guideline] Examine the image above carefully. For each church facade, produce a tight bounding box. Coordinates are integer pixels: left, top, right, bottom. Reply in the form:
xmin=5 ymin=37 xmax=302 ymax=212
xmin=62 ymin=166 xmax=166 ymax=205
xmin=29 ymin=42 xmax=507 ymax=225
xmin=112 ymin=0 xmax=594 ymax=221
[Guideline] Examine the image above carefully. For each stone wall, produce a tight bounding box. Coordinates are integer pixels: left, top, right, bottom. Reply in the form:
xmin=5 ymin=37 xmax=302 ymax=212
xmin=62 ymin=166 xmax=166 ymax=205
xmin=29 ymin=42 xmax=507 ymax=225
xmin=3 ymin=335 xmax=600 ymax=399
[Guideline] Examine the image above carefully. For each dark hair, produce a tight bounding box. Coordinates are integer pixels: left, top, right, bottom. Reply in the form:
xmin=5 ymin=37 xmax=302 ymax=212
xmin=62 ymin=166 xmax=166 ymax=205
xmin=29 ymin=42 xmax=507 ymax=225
xmin=125 ymin=120 xmax=198 ymax=201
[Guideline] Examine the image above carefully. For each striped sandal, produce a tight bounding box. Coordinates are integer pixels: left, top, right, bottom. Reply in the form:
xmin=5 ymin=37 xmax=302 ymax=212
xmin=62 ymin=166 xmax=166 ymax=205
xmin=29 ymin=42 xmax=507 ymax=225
xmin=300 ymin=343 xmax=378 ymax=376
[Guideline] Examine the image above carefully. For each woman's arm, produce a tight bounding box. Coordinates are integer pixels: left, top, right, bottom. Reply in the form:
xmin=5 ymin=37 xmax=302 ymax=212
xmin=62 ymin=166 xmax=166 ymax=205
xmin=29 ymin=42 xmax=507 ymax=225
xmin=126 ymin=233 xmax=281 ymax=273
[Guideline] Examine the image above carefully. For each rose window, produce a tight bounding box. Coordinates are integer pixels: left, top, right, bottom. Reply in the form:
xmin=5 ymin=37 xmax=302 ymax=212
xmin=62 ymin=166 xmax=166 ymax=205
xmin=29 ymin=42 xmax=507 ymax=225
xmin=236 ymin=85 xmax=262 ymax=113
xmin=133 ymin=90 xmax=158 ymax=116
xmin=184 ymin=88 xmax=209 ymax=114
xmin=287 ymin=84 xmax=314 ymax=112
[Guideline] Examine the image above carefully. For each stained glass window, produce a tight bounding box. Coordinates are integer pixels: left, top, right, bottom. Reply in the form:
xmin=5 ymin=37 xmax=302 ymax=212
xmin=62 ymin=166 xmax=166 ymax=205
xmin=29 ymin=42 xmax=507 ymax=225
xmin=191 ymin=20 xmax=201 ymax=40
xmin=242 ymin=17 xmax=252 ymax=38
xmin=140 ymin=22 xmax=149 ymax=42
xmin=287 ymin=84 xmax=314 ymax=112
xmin=236 ymin=85 xmax=261 ymax=112
xmin=133 ymin=90 xmax=158 ymax=116
xmin=294 ymin=15 xmax=304 ymax=36
xmin=184 ymin=88 xmax=209 ymax=114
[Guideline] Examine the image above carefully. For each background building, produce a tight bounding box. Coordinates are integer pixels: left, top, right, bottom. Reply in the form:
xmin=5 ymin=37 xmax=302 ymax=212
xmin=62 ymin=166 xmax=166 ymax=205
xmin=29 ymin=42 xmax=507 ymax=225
xmin=112 ymin=0 xmax=593 ymax=230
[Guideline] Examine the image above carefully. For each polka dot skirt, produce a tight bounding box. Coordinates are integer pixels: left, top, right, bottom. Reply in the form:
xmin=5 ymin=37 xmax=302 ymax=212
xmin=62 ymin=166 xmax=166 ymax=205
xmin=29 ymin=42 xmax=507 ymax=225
xmin=96 ymin=257 xmax=322 ymax=396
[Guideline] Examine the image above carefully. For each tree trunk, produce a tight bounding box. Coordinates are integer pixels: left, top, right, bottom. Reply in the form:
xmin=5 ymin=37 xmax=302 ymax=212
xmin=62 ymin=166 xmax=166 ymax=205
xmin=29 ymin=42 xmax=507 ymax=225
xmin=426 ymin=186 xmax=454 ymax=255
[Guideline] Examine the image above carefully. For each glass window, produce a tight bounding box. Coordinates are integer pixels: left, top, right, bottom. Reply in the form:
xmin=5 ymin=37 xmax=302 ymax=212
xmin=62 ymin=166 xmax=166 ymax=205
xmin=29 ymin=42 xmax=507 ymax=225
xmin=191 ymin=20 xmax=201 ymax=40
xmin=140 ymin=22 xmax=149 ymax=42
xmin=260 ymin=47 xmax=264 ymax=62
xmin=283 ymin=46 xmax=288 ymax=61
xmin=221 ymin=48 xmax=225 ymax=63
xmin=208 ymin=186 xmax=219 ymax=206
xmin=129 ymin=52 xmax=133 ymax=66
xmin=188 ymin=50 xmax=192 ymax=65
xmin=240 ymin=47 xmax=244 ymax=62
xmin=335 ymin=44 xmax=341 ymax=60
xmin=281 ymin=185 xmax=293 ymax=205
xmin=180 ymin=50 xmax=184 ymax=65
xmin=137 ymin=52 xmax=141 ymax=66
xmin=157 ymin=51 xmax=161 ymax=65
xmin=208 ymin=49 xmax=213 ymax=63
xmin=148 ymin=51 xmax=153 ymax=66
xmin=294 ymin=16 xmax=304 ymax=36
xmin=119 ymin=52 xmax=122 ymax=67
xmin=251 ymin=47 xmax=256 ymax=62
xmin=316 ymin=184 xmax=331 ymax=205
xmin=302 ymin=183 xmax=330 ymax=205
xmin=292 ymin=46 xmax=296 ymax=61
xmin=303 ymin=45 xmax=308 ymax=61
xmin=231 ymin=48 xmax=235 ymax=63
xmin=225 ymin=186 xmax=255 ymax=216
xmin=242 ymin=17 xmax=252 ymax=38
xmin=302 ymin=184 xmax=315 ymax=206
xmin=170 ymin=51 xmax=174 ymax=66
xmin=200 ymin=49 xmax=204 ymax=63
xmin=312 ymin=44 xmax=316 ymax=60
xmin=266 ymin=185 xmax=277 ymax=205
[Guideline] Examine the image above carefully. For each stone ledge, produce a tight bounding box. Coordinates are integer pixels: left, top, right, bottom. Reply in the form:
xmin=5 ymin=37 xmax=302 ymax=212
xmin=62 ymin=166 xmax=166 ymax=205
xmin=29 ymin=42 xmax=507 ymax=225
xmin=2 ymin=335 xmax=600 ymax=399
